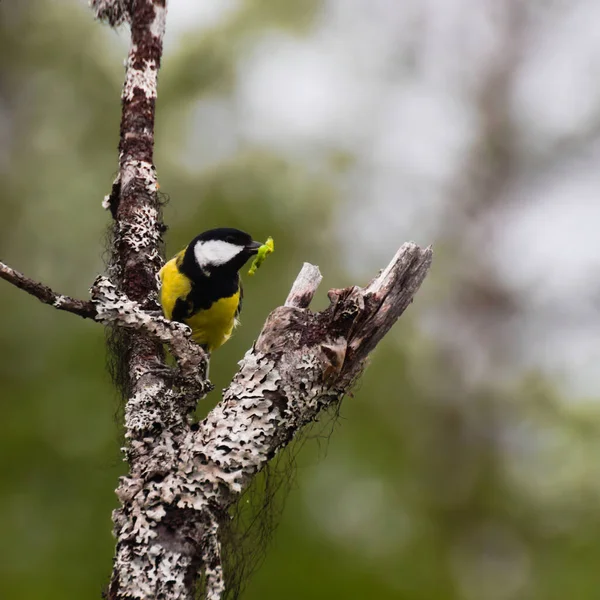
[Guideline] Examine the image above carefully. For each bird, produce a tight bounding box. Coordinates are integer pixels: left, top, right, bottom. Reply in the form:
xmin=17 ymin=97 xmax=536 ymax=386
xmin=159 ymin=228 xmax=262 ymax=354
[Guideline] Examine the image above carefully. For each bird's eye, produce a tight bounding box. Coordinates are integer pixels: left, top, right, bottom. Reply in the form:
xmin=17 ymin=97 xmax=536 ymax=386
xmin=226 ymin=236 xmax=235 ymax=243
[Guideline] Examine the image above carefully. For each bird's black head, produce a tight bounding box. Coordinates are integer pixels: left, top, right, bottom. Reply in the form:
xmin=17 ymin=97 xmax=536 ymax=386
xmin=183 ymin=227 xmax=262 ymax=277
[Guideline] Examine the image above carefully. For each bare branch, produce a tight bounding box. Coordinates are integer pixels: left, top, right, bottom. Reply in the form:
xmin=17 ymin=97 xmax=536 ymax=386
xmin=90 ymin=2 xmax=177 ymax=597
xmin=0 ymin=260 xmax=96 ymax=319
xmin=109 ymin=242 xmax=432 ymax=600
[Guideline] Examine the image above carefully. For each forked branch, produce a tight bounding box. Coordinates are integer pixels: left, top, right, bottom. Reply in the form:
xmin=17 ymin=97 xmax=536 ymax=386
xmin=108 ymin=242 xmax=432 ymax=600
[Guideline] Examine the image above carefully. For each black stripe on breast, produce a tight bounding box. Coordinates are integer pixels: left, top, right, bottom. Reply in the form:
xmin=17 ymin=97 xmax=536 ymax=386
xmin=236 ymin=280 xmax=244 ymax=317
xmin=172 ymin=297 xmax=192 ymax=323
xmin=187 ymin=271 xmax=239 ymax=313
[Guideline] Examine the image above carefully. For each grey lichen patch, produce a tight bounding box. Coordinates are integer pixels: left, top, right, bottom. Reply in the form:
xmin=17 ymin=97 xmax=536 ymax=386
xmin=93 ymin=277 xmax=173 ymax=334
xmin=121 ymin=160 xmax=158 ymax=197
xmin=122 ymin=57 xmax=159 ymax=101
xmin=125 ymin=382 xmax=177 ymax=435
xmin=111 ymin=426 xmax=197 ymax=596
xmin=113 ymin=542 xmax=191 ymax=600
xmin=119 ymin=204 xmax=161 ymax=252
xmin=187 ymin=357 xmax=285 ymax=487
xmin=52 ymin=295 xmax=67 ymax=308
xmin=150 ymin=4 xmax=168 ymax=40
xmin=92 ymin=276 xmax=156 ymax=328
xmin=203 ymin=518 xmax=225 ymax=600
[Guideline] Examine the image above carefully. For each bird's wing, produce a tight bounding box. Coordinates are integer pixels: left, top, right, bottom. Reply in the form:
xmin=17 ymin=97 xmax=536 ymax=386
xmin=172 ymin=297 xmax=193 ymax=323
xmin=235 ymin=279 xmax=243 ymax=319
xmin=160 ymin=253 xmax=193 ymax=322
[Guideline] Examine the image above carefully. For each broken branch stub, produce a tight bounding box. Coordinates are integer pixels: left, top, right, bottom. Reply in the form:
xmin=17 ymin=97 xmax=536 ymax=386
xmin=284 ymin=262 xmax=323 ymax=308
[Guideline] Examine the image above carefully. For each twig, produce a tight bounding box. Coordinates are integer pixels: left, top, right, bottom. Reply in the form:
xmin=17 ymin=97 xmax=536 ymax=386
xmin=0 ymin=260 xmax=96 ymax=319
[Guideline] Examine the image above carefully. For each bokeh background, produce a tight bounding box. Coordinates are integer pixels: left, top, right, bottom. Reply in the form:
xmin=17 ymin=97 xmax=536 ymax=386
xmin=2 ymin=0 xmax=600 ymax=598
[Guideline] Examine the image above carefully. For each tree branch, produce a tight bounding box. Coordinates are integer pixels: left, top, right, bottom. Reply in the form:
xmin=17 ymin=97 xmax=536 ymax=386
xmin=0 ymin=260 xmax=96 ymax=319
xmin=0 ymin=260 xmax=208 ymax=389
xmin=98 ymin=0 xmax=168 ymax=394
xmin=109 ymin=242 xmax=432 ymax=600
xmin=88 ymin=3 xmax=432 ymax=599
xmin=91 ymin=276 xmax=209 ymax=387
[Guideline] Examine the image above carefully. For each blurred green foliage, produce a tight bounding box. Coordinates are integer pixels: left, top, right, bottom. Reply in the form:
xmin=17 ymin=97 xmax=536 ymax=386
xmin=2 ymin=1 xmax=600 ymax=600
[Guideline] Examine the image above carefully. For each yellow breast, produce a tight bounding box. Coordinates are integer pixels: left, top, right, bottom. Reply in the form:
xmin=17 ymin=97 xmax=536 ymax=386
xmin=184 ymin=292 xmax=240 ymax=351
xmin=159 ymin=252 xmax=190 ymax=321
xmin=159 ymin=253 xmax=240 ymax=352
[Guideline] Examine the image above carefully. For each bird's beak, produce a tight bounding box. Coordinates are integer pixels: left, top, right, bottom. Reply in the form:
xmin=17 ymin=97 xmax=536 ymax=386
xmin=246 ymin=240 xmax=263 ymax=255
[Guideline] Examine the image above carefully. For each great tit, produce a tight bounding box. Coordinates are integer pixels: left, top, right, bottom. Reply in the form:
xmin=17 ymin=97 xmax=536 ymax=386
xmin=159 ymin=228 xmax=262 ymax=353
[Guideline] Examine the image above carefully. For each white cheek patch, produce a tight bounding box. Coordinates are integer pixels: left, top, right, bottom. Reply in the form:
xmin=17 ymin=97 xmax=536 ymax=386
xmin=194 ymin=240 xmax=242 ymax=268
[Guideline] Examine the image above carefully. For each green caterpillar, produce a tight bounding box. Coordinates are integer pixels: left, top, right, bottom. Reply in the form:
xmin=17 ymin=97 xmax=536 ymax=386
xmin=248 ymin=237 xmax=274 ymax=276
